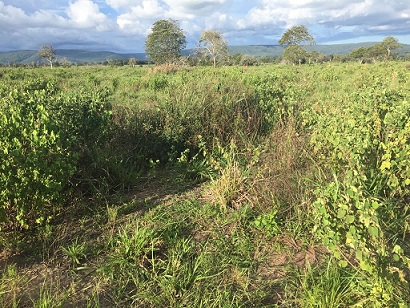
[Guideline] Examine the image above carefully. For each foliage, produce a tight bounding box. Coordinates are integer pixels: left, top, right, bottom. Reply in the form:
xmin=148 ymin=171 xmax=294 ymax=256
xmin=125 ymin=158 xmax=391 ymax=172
xmin=381 ymin=36 xmax=402 ymax=58
xmin=196 ymin=30 xmax=229 ymax=68
xmin=0 ymin=77 xmax=113 ymax=229
xmin=0 ymin=85 xmax=76 ymax=228
xmin=279 ymin=25 xmax=315 ymax=65
xmin=0 ymin=63 xmax=409 ymax=306
xmin=278 ymin=25 xmax=315 ymax=47
xmin=38 ymin=45 xmax=56 ymax=68
xmin=145 ymin=19 xmax=186 ymax=65
xmin=349 ymin=36 xmax=402 ymax=62
xmin=282 ymin=45 xmax=309 ymax=65
xmin=308 ymin=76 xmax=410 ymax=305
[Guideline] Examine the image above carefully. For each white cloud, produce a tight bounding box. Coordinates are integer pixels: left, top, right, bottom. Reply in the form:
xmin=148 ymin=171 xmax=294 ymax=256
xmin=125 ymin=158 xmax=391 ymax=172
xmin=163 ymin=0 xmax=228 ymax=14
xmin=234 ymin=0 xmax=410 ymax=44
xmin=0 ymin=1 xmax=68 ymax=30
xmin=67 ymin=0 xmax=111 ymax=31
xmin=0 ymin=0 xmax=410 ymax=53
xmin=105 ymin=0 xmax=140 ymax=11
xmin=116 ymin=0 xmax=167 ymax=34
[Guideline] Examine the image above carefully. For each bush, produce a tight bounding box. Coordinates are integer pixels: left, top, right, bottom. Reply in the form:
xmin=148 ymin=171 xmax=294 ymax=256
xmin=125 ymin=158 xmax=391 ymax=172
xmin=0 ymin=80 xmax=113 ymax=229
xmin=308 ymin=77 xmax=410 ymax=305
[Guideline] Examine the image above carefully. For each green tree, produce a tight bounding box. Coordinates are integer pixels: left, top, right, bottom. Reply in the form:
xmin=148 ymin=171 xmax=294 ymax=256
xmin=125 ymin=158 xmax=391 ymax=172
xmin=279 ymin=25 xmax=315 ymax=47
xmin=145 ymin=19 xmax=186 ymax=65
xmin=349 ymin=47 xmax=369 ymax=62
xmin=282 ymin=45 xmax=308 ymax=65
xmin=367 ymin=44 xmax=385 ymax=62
xmin=197 ymin=30 xmax=229 ymax=68
xmin=279 ymin=25 xmax=314 ymax=65
xmin=38 ymin=45 xmax=56 ymax=69
xmin=380 ymin=36 xmax=401 ymax=58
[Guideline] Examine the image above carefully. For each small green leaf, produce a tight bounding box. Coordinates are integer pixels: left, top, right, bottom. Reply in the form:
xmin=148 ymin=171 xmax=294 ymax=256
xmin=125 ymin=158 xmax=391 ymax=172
xmin=356 ymin=250 xmax=363 ymax=261
xmin=346 ymin=189 xmax=355 ymax=198
xmin=338 ymin=260 xmax=348 ymax=267
xmin=345 ymin=215 xmax=355 ymax=224
xmin=371 ymin=201 xmax=380 ymax=210
xmin=337 ymin=208 xmax=346 ymax=219
xmin=368 ymin=226 xmax=379 ymax=238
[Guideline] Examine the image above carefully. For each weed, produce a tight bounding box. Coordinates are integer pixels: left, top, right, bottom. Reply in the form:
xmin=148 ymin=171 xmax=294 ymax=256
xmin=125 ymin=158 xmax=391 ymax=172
xmin=297 ymin=259 xmax=362 ymax=307
xmin=61 ymin=238 xmax=86 ymax=266
xmin=0 ymin=264 xmax=23 ymax=308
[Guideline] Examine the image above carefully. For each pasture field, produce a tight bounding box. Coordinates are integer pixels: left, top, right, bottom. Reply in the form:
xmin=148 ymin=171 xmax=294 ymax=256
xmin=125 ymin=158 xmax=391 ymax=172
xmin=0 ymin=62 xmax=409 ymax=307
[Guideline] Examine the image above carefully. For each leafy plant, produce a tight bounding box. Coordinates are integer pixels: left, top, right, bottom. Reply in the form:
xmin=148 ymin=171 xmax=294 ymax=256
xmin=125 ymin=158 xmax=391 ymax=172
xmin=253 ymin=210 xmax=280 ymax=236
xmin=62 ymin=238 xmax=86 ymax=266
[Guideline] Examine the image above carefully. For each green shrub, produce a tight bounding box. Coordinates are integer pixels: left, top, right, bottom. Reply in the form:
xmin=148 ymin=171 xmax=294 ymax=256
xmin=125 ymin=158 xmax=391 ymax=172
xmin=0 ymin=88 xmax=77 ymax=228
xmin=309 ymin=77 xmax=410 ymax=305
xmin=0 ymin=80 xmax=113 ymax=229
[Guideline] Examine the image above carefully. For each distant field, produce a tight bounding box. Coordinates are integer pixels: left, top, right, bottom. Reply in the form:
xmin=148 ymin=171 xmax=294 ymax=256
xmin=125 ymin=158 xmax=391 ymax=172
xmin=0 ymin=62 xmax=409 ymax=307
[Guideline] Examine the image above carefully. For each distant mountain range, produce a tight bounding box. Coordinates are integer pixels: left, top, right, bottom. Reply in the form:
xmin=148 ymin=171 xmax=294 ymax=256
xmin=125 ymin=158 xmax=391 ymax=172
xmin=0 ymin=49 xmax=147 ymax=65
xmin=0 ymin=42 xmax=409 ymax=64
xmin=229 ymin=42 xmax=410 ymax=57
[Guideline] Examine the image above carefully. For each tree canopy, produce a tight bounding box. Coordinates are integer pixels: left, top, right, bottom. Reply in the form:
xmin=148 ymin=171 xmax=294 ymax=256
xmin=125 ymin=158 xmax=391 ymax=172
xmin=380 ymin=36 xmax=401 ymax=57
xmin=197 ymin=30 xmax=229 ymax=67
xmin=38 ymin=45 xmax=56 ymax=68
xmin=279 ymin=25 xmax=315 ymax=47
xmin=348 ymin=36 xmax=402 ymax=62
xmin=145 ymin=19 xmax=186 ymax=65
xmin=279 ymin=25 xmax=314 ymax=65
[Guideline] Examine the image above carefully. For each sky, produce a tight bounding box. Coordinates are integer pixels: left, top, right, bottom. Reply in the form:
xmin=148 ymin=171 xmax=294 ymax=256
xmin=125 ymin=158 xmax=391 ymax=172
xmin=0 ymin=0 xmax=409 ymax=53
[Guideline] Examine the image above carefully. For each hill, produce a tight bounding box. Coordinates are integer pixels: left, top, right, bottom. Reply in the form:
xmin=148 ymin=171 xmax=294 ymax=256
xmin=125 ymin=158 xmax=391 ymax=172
xmin=0 ymin=42 xmax=409 ymax=64
xmin=0 ymin=49 xmax=146 ymax=65
xmin=229 ymin=42 xmax=410 ymax=57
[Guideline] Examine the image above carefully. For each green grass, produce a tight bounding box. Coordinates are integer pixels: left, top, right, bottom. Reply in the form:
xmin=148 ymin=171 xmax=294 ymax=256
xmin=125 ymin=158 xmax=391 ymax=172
xmin=0 ymin=62 xmax=409 ymax=307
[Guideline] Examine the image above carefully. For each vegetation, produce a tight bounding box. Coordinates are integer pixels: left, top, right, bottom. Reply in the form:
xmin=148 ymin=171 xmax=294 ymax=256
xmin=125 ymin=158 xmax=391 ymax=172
xmin=145 ymin=19 xmax=186 ymax=65
xmin=0 ymin=60 xmax=409 ymax=307
xmin=348 ymin=36 xmax=403 ymax=63
xmin=196 ymin=30 xmax=229 ymax=67
xmin=279 ymin=25 xmax=315 ymax=65
xmin=38 ymin=45 xmax=56 ymax=69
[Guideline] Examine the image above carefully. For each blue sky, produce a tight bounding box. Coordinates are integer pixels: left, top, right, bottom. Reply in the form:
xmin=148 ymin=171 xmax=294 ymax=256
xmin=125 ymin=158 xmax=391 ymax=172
xmin=0 ymin=0 xmax=409 ymax=53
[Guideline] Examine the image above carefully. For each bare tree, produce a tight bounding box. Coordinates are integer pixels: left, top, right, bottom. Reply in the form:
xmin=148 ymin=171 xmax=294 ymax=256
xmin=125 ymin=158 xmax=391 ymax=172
xmin=38 ymin=45 xmax=56 ymax=69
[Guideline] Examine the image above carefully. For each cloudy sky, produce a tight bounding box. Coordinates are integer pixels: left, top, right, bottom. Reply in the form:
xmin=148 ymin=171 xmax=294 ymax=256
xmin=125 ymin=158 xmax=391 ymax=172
xmin=1 ymin=0 xmax=409 ymax=53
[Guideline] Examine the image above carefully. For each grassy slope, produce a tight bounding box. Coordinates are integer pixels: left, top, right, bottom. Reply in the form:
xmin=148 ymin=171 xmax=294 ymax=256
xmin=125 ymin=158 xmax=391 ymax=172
xmin=0 ymin=63 xmax=409 ymax=307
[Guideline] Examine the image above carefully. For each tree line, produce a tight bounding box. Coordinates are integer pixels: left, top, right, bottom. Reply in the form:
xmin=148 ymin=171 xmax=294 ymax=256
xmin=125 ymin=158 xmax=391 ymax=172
xmin=144 ymin=20 xmax=404 ymax=66
xmin=34 ymin=20 xmax=405 ymax=68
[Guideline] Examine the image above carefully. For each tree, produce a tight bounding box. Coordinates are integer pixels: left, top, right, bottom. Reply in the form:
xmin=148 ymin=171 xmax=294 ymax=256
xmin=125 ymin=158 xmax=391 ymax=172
xmin=145 ymin=19 xmax=186 ymax=65
xmin=197 ymin=30 xmax=229 ymax=68
xmin=128 ymin=58 xmax=137 ymax=67
xmin=38 ymin=45 xmax=56 ymax=69
xmin=279 ymin=25 xmax=315 ymax=47
xmin=380 ymin=36 xmax=401 ymax=58
xmin=348 ymin=37 xmax=401 ymax=63
xmin=282 ymin=45 xmax=308 ymax=65
xmin=349 ymin=47 xmax=369 ymax=63
xmin=279 ymin=25 xmax=314 ymax=65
